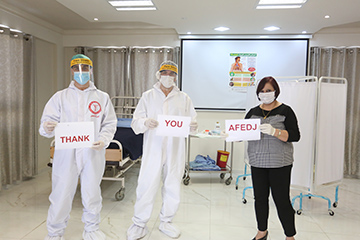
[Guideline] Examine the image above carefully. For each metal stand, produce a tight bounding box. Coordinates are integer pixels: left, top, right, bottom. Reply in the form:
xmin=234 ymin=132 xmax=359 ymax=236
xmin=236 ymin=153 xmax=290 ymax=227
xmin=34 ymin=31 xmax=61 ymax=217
xmin=183 ymin=134 xmax=233 ymax=186
xmin=291 ymin=186 xmax=339 ymax=216
xmin=235 ymin=164 xmax=253 ymax=204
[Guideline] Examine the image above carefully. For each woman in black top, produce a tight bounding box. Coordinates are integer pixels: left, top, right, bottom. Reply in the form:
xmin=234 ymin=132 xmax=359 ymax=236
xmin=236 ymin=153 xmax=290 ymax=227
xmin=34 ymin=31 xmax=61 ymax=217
xmin=245 ymin=76 xmax=300 ymax=240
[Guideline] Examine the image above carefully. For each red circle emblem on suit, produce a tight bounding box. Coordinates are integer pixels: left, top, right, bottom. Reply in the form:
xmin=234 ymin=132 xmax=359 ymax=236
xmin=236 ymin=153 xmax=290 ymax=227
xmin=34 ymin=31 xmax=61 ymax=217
xmin=89 ymin=101 xmax=101 ymax=114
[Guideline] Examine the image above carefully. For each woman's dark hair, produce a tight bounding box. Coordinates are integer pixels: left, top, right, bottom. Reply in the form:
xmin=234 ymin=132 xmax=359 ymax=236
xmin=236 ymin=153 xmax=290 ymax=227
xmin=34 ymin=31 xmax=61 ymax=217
xmin=256 ymin=76 xmax=280 ymax=100
xmin=235 ymin=56 xmax=240 ymax=61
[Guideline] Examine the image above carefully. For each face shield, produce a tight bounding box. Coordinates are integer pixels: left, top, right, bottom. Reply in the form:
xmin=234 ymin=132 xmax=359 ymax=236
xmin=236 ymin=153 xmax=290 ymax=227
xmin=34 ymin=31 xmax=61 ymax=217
xmin=70 ymin=57 xmax=93 ymax=85
xmin=159 ymin=62 xmax=178 ymax=74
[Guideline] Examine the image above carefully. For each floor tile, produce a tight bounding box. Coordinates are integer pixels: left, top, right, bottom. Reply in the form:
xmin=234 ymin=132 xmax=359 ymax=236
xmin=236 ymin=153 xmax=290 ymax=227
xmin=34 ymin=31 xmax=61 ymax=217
xmin=1 ymin=167 xmax=359 ymax=239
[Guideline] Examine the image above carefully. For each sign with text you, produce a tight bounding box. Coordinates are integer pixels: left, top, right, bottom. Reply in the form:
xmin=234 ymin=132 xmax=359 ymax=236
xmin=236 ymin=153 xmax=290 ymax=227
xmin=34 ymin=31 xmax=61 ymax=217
xmin=156 ymin=115 xmax=191 ymax=137
xmin=55 ymin=122 xmax=95 ymax=149
xmin=225 ymin=119 xmax=260 ymax=142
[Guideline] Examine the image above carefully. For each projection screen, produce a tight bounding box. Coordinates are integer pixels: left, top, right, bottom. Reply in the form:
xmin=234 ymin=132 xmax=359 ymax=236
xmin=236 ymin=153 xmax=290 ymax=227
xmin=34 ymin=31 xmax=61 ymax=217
xmin=180 ymin=39 xmax=309 ymax=110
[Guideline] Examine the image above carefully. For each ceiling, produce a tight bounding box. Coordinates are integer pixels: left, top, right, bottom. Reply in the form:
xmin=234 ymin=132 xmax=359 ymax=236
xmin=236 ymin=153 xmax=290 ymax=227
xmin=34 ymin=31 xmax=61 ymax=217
xmin=2 ymin=0 xmax=360 ymax=35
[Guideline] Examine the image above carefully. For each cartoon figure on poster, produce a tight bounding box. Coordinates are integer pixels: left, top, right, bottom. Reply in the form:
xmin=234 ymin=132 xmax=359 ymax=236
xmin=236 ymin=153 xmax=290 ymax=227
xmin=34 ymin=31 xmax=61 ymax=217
xmin=229 ymin=53 xmax=257 ymax=92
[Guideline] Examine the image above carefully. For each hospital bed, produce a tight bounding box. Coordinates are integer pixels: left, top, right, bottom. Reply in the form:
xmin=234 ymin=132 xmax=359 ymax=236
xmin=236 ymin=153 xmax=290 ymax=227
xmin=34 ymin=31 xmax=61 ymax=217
xmin=49 ymin=96 xmax=143 ymax=201
xmin=102 ymin=96 xmax=142 ymax=201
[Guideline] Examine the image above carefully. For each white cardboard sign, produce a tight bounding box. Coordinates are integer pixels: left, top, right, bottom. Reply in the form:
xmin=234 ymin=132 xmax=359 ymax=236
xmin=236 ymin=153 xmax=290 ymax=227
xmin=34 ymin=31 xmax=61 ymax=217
xmin=225 ymin=119 xmax=261 ymax=142
xmin=55 ymin=122 xmax=95 ymax=149
xmin=156 ymin=115 xmax=191 ymax=137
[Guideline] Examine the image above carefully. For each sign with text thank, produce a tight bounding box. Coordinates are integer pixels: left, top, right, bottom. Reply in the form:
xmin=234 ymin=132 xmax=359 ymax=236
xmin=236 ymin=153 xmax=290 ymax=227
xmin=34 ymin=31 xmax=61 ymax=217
xmin=225 ymin=119 xmax=260 ymax=142
xmin=156 ymin=115 xmax=191 ymax=137
xmin=55 ymin=122 xmax=95 ymax=149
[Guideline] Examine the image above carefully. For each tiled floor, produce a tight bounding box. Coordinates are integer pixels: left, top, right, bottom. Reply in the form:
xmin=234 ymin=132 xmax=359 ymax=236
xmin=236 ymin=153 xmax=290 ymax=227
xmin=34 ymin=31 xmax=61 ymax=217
xmin=0 ymin=164 xmax=359 ymax=240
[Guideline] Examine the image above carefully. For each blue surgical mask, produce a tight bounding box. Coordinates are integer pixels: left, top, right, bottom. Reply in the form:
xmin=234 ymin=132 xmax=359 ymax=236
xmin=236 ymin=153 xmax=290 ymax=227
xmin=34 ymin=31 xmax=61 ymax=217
xmin=74 ymin=72 xmax=90 ymax=85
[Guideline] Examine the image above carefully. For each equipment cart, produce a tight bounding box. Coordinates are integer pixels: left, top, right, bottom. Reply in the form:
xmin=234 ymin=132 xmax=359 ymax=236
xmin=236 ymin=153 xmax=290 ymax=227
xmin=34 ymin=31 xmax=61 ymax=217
xmin=183 ymin=133 xmax=233 ymax=185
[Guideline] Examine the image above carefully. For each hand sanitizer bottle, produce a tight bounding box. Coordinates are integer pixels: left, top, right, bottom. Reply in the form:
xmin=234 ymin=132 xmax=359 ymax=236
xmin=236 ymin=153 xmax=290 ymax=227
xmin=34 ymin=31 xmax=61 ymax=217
xmin=214 ymin=122 xmax=221 ymax=135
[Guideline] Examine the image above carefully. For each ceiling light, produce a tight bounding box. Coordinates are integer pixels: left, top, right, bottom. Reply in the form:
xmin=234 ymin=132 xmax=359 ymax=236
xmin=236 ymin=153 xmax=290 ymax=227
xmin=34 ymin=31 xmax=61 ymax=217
xmin=10 ymin=28 xmax=22 ymax=33
xmin=256 ymin=5 xmax=301 ymax=9
xmin=259 ymin=0 xmax=307 ymax=4
xmin=257 ymin=0 xmax=307 ymax=9
xmin=109 ymin=1 xmax=154 ymax=7
xmin=264 ymin=26 xmax=280 ymax=31
xmin=94 ymin=18 xmax=99 ymax=21
xmin=187 ymin=32 xmax=192 ymax=34
xmin=214 ymin=27 xmax=230 ymax=31
xmin=109 ymin=1 xmax=156 ymax=11
xmin=302 ymin=31 xmax=307 ymax=34
xmin=0 ymin=24 xmax=9 ymax=28
xmin=325 ymin=15 xmax=330 ymax=19
xmin=116 ymin=7 xmax=156 ymax=10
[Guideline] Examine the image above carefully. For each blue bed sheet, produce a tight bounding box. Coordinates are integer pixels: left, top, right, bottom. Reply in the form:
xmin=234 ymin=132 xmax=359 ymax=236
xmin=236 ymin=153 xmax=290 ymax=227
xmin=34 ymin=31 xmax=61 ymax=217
xmin=189 ymin=155 xmax=221 ymax=171
xmin=108 ymin=118 xmax=143 ymax=160
xmin=117 ymin=118 xmax=132 ymax=128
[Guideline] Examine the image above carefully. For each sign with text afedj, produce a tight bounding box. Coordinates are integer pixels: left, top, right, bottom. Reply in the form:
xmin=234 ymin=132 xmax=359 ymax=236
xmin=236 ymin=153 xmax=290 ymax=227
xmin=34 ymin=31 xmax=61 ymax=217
xmin=55 ymin=122 xmax=95 ymax=149
xmin=225 ymin=119 xmax=260 ymax=142
xmin=156 ymin=115 xmax=191 ymax=137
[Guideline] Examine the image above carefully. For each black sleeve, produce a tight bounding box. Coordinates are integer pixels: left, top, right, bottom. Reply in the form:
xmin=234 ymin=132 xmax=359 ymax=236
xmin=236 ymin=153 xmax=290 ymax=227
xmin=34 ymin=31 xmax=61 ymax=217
xmin=284 ymin=106 xmax=300 ymax=142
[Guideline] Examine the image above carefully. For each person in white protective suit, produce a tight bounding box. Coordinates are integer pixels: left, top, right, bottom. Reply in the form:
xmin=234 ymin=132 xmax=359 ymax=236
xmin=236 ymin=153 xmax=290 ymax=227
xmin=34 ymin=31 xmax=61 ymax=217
xmin=39 ymin=54 xmax=117 ymax=240
xmin=127 ymin=61 xmax=198 ymax=240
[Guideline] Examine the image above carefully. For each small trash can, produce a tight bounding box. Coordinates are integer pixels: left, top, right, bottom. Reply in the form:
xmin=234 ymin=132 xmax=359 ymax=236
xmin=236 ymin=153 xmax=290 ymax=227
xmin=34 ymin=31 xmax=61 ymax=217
xmin=216 ymin=150 xmax=230 ymax=168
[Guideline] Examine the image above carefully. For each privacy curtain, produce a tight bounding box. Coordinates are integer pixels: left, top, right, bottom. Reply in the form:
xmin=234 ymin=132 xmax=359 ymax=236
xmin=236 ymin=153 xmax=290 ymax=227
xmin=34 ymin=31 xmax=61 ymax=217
xmin=128 ymin=47 xmax=180 ymax=97
xmin=74 ymin=46 xmax=180 ymax=115
xmin=309 ymin=47 xmax=360 ymax=178
xmin=0 ymin=29 xmax=36 ymax=190
xmin=84 ymin=47 xmax=129 ymax=109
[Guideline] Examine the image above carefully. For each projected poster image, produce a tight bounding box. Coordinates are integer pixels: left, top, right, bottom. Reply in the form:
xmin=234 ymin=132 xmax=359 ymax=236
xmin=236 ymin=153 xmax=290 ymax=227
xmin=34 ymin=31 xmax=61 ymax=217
xmin=229 ymin=53 xmax=257 ymax=92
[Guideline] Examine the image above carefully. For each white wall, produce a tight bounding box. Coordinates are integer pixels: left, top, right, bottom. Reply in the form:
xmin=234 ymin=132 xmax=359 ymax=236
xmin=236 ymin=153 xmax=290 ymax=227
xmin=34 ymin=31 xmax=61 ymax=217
xmin=63 ymin=29 xmax=180 ymax=47
xmin=35 ymin=38 xmax=58 ymax=171
xmin=63 ymin=29 xmax=360 ymax=49
xmin=310 ymin=28 xmax=360 ymax=47
xmin=193 ymin=111 xmax=246 ymax=173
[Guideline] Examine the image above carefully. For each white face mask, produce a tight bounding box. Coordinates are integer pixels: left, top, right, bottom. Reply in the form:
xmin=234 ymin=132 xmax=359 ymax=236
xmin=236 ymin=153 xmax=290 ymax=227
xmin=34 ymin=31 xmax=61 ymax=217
xmin=258 ymin=91 xmax=275 ymax=104
xmin=159 ymin=75 xmax=175 ymax=88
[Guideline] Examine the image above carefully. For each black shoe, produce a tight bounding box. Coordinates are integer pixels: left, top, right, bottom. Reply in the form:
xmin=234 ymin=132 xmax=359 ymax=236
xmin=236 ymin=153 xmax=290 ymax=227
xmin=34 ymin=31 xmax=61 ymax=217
xmin=252 ymin=231 xmax=268 ymax=240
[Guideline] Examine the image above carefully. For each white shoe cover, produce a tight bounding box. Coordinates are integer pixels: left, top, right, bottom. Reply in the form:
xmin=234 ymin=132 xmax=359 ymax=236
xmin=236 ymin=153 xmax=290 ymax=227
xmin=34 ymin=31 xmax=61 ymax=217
xmin=44 ymin=236 xmax=65 ymax=240
xmin=159 ymin=222 xmax=181 ymax=239
xmin=127 ymin=223 xmax=148 ymax=240
xmin=83 ymin=230 xmax=106 ymax=240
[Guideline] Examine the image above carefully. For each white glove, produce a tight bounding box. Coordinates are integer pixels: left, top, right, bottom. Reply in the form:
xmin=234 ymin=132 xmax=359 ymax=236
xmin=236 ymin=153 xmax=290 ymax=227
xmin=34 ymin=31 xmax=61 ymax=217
xmin=91 ymin=141 xmax=105 ymax=151
xmin=260 ymin=123 xmax=276 ymax=136
xmin=43 ymin=121 xmax=57 ymax=134
xmin=190 ymin=121 xmax=198 ymax=133
xmin=144 ymin=118 xmax=159 ymax=129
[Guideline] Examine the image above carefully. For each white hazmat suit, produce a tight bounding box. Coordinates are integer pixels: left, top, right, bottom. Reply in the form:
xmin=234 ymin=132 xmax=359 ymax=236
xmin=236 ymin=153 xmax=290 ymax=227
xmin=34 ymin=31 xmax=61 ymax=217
xmin=131 ymin=81 xmax=197 ymax=228
xmin=39 ymin=80 xmax=117 ymax=239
